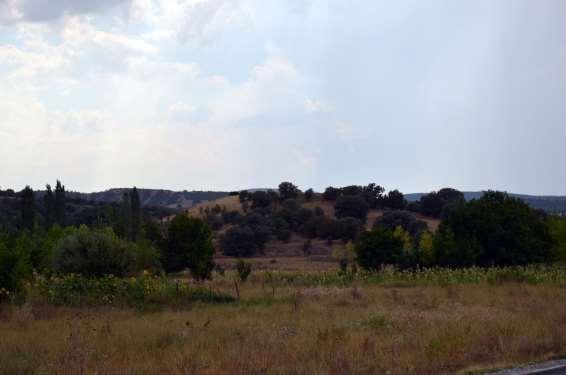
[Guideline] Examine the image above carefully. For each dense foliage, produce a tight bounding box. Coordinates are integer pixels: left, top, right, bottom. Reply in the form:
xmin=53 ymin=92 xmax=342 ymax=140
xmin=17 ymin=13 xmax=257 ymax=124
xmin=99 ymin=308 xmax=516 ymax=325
xmin=164 ymin=215 xmax=214 ymax=280
xmin=434 ymin=191 xmax=554 ymax=267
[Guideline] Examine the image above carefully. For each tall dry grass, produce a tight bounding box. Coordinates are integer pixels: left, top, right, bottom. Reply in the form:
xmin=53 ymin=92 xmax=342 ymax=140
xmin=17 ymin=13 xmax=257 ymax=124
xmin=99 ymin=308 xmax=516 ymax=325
xmin=1 ymin=282 xmax=566 ymax=374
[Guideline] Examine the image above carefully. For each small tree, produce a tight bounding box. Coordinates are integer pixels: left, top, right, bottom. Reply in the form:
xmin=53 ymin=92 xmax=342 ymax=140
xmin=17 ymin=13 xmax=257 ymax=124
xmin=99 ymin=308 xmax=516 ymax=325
xmin=220 ymin=225 xmax=263 ymax=257
xmin=54 ymin=180 xmax=66 ymax=226
xmin=278 ymin=181 xmax=300 ymax=201
xmin=304 ymin=188 xmax=315 ymax=202
xmin=44 ymin=184 xmax=55 ymax=228
xmin=130 ymin=187 xmax=142 ymax=242
xmin=335 ymin=195 xmax=369 ymax=222
xmin=20 ymin=186 xmax=35 ymax=231
xmin=251 ymin=191 xmax=273 ymax=209
xmin=355 ymin=227 xmax=404 ymax=270
xmin=235 ymin=259 xmax=252 ymax=282
xmin=384 ymin=190 xmax=406 ymax=210
xmin=165 ymin=215 xmax=214 ymax=280
xmin=323 ymin=186 xmax=340 ymax=201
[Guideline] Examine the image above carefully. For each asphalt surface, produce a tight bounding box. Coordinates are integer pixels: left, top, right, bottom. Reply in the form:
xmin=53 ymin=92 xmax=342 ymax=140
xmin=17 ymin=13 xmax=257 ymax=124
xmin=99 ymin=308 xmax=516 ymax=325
xmin=487 ymin=360 xmax=566 ymax=375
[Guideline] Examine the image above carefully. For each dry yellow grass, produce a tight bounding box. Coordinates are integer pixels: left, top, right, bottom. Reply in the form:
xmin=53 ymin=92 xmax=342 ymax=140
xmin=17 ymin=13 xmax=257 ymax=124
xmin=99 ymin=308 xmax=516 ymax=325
xmin=2 ymin=282 xmax=566 ymax=374
xmin=186 ymin=195 xmax=244 ymax=219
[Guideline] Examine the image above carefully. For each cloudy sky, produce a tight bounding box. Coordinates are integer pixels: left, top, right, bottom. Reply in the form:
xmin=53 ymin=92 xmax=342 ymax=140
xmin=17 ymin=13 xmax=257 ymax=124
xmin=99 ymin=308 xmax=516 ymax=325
xmin=1 ymin=0 xmax=565 ymax=194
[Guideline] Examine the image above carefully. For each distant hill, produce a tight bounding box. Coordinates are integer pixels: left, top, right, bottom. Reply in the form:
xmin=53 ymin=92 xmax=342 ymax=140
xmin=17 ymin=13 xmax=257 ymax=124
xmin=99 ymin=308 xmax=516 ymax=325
xmin=406 ymin=191 xmax=566 ymax=213
xmin=66 ymin=189 xmax=229 ymax=209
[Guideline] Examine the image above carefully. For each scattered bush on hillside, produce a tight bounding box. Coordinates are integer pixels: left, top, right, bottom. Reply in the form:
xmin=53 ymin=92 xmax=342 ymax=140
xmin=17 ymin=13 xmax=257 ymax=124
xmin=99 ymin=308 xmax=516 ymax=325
xmin=335 ymin=195 xmax=369 ymax=222
xmin=220 ymin=226 xmax=264 ymax=257
xmin=251 ymin=191 xmax=273 ymax=210
xmin=336 ymin=217 xmax=363 ymax=242
xmin=384 ymin=190 xmax=406 ymax=210
xmin=222 ymin=210 xmax=243 ymax=225
xmin=304 ymin=188 xmax=315 ymax=202
xmin=374 ymin=210 xmax=427 ymax=239
xmin=278 ymin=181 xmax=300 ymax=201
xmin=417 ymin=188 xmax=465 ymax=218
xmin=323 ymin=186 xmax=340 ymax=201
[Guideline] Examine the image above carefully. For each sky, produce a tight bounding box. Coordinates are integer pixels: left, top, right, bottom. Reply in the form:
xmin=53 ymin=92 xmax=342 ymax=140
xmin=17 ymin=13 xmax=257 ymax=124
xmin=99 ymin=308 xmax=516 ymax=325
xmin=1 ymin=0 xmax=566 ymax=195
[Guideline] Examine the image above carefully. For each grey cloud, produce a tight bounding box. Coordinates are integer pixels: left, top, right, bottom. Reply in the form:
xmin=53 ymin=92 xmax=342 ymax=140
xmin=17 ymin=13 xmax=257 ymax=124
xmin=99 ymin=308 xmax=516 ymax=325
xmin=1 ymin=0 xmax=130 ymax=23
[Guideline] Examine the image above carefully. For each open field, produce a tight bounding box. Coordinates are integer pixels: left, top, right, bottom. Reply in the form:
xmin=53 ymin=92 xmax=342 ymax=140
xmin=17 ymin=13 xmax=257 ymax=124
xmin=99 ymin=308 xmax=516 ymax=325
xmin=2 ymin=267 xmax=566 ymax=374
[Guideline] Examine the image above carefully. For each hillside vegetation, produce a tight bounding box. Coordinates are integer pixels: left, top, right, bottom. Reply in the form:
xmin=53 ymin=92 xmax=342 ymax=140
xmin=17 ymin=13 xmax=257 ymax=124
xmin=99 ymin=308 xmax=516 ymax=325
xmin=2 ymin=181 xmax=566 ymax=374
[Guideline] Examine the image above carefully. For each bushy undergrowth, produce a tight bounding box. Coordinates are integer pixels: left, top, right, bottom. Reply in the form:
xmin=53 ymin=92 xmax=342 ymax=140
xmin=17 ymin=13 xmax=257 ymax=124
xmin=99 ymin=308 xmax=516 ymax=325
xmin=29 ymin=272 xmax=234 ymax=307
xmin=245 ymin=265 xmax=566 ymax=287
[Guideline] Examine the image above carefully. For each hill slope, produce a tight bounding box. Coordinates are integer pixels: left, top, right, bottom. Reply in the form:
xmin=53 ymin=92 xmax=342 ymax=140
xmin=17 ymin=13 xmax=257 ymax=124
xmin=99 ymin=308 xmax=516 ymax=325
xmin=67 ymin=189 xmax=229 ymax=209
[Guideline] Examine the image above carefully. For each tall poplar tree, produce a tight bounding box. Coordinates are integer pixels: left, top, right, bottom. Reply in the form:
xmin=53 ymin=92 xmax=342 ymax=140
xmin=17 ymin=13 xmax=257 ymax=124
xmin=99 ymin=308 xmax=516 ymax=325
xmin=121 ymin=192 xmax=132 ymax=241
xmin=130 ymin=187 xmax=142 ymax=242
xmin=21 ymin=186 xmax=35 ymax=231
xmin=55 ymin=180 xmax=66 ymax=226
xmin=44 ymin=184 xmax=55 ymax=228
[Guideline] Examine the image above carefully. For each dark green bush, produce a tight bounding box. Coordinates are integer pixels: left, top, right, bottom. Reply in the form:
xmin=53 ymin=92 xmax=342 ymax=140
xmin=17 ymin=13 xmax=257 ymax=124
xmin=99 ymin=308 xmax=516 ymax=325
xmin=355 ymin=227 xmax=404 ymax=271
xmin=53 ymin=227 xmax=138 ymax=277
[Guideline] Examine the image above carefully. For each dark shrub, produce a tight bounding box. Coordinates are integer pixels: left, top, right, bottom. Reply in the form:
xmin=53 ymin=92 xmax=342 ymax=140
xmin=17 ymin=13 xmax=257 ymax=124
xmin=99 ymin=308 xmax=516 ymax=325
xmin=355 ymin=227 xmax=404 ymax=270
xmin=222 ymin=210 xmax=243 ymax=225
xmin=165 ymin=215 xmax=214 ymax=280
xmin=278 ymin=182 xmax=300 ymax=201
xmin=434 ymin=191 xmax=554 ymax=267
xmin=335 ymin=195 xmax=369 ymax=222
xmin=220 ymin=226 xmax=262 ymax=257
xmin=419 ymin=188 xmax=465 ymax=218
xmin=304 ymin=188 xmax=315 ymax=202
xmin=384 ymin=190 xmax=406 ymax=210
xmin=323 ymin=186 xmax=340 ymax=201
xmin=374 ymin=210 xmax=427 ymax=239
xmin=336 ymin=217 xmax=363 ymax=242
xmin=276 ymin=228 xmax=292 ymax=242
xmin=54 ymin=227 xmax=137 ymax=277
xmin=236 ymin=259 xmax=252 ymax=282
xmin=251 ymin=191 xmax=273 ymax=209
xmin=0 ymin=232 xmax=31 ymax=299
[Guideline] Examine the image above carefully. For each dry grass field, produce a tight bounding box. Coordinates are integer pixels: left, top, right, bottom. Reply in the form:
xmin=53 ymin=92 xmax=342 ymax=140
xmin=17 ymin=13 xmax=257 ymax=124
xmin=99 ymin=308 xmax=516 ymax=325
xmin=2 ymin=277 xmax=566 ymax=374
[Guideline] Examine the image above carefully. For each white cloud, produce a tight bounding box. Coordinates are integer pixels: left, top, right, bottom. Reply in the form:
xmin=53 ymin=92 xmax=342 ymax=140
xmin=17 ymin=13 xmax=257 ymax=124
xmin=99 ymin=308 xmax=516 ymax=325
xmin=131 ymin=0 xmax=251 ymax=44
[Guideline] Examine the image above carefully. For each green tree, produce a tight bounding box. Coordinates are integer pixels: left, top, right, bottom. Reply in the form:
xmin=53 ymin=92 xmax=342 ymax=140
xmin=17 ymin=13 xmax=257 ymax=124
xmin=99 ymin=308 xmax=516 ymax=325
xmin=355 ymin=227 xmax=404 ymax=270
xmin=278 ymin=181 xmax=300 ymax=201
xmin=384 ymin=190 xmax=406 ymax=210
xmin=335 ymin=195 xmax=369 ymax=222
xmin=53 ymin=227 xmax=138 ymax=277
xmin=20 ymin=185 xmax=35 ymax=231
xmin=323 ymin=186 xmax=340 ymax=201
xmin=434 ymin=191 xmax=553 ymax=267
xmin=130 ymin=187 xmax=142 ymax=242
xmin=44 ymin=184 xmax=55 ymax=228
xmin=120 ymin=192 xmax=132 ymax=240
xmin=304 ymin=188 xmax=315 ymax=202
xmin=0 ymin=239 xmax=31 ymax=299
xmin=165 ymin=215 xmax=214 ymax=280
xmin=548 ymin=216 xmax=566 ymax=261
xmin=54 ymin=180 xmax=66 ymax=226
xmin=417 ymin=230 xmax=435 ymax=266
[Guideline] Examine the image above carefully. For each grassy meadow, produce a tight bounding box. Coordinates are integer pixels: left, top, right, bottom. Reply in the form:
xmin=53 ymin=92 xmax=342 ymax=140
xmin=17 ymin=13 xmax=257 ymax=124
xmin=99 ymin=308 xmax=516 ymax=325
xmin=2 ymin=263 xmax=566 ymax=374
